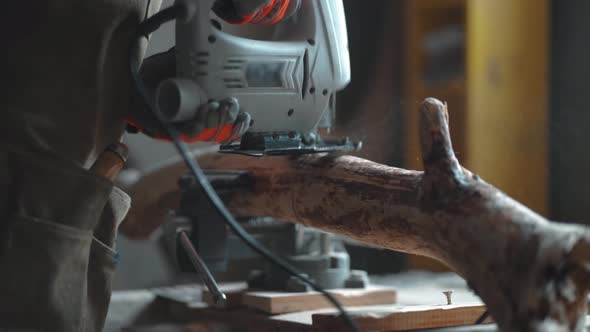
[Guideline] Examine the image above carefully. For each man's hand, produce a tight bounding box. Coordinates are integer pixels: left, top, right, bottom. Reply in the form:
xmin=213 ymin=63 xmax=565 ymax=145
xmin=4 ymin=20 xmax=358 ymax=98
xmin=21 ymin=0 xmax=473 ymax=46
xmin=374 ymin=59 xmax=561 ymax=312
xmin=127 ymin=0 xmax=302 ymax=144
xmin=127 ymin=48 xmax=251 ymax=144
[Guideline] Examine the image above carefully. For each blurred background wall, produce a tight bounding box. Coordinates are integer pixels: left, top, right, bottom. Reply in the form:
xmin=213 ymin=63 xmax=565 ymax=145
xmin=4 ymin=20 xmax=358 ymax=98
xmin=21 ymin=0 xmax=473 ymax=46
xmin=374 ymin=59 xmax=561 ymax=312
xmin=550 ymin=1 xmax=590 ymax=225
xmin=113 ymin=0 xmax=590 ymax=289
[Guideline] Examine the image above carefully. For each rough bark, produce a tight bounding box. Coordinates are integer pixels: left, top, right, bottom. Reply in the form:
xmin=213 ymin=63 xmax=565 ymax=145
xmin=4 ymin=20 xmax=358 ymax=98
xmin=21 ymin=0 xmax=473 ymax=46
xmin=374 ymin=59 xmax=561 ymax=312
xmin=121 ymin=98 xmax=590 ymax=332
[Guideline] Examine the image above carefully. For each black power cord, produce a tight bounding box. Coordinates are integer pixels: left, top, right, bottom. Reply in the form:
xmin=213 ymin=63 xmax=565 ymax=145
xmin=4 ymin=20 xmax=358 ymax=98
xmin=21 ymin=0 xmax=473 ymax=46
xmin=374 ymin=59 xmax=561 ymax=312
xmin=130 ymin=5 xmax=360 ymax=332
xmin=475 ymin=310 xmax=489 ymax=325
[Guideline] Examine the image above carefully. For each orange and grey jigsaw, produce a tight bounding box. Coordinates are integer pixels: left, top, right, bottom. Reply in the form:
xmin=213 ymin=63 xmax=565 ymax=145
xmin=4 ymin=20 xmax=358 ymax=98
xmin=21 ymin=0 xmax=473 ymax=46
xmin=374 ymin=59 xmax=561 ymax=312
xmin=156 ymin=0 xmax=360 ymax=156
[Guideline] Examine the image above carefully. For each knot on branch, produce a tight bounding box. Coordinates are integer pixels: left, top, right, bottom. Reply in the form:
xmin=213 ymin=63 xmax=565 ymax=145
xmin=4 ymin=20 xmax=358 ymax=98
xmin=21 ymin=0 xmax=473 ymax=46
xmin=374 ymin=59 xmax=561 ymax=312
xmin=570 ymin=238 xmax=590 ymax=291
xmin=419 ymin=98 xmax=465 ymax=198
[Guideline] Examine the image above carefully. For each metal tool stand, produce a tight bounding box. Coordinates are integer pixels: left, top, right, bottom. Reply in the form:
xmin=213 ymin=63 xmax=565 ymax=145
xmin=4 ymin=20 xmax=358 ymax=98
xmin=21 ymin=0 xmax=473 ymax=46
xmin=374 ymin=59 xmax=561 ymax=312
xmin=169 ymin=170 xmax=252 ymax=304
xmin=166 ymin=170 xmax=369 ymax=295
xmin=242 ymin=220 xmax=369 ymax=291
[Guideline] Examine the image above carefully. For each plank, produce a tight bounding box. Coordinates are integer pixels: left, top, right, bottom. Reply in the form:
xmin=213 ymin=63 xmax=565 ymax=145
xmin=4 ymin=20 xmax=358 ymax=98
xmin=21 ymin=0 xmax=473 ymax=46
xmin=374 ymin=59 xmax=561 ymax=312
xmin=242 ymin=286 xmax=397 ymax=314
xmin=152 ymin=285 xmax=312 ymax=332
xmin=312 ymin=303 xmax=492 ymax=331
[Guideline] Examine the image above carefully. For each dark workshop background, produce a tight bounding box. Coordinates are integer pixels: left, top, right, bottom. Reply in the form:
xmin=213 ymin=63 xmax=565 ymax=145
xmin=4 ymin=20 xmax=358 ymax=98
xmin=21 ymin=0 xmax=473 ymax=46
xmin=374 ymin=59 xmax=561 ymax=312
xmin=551 ymin=1 xmax=590 ymax=224
xmin=114 ymin=0 xmax=588 ymax=289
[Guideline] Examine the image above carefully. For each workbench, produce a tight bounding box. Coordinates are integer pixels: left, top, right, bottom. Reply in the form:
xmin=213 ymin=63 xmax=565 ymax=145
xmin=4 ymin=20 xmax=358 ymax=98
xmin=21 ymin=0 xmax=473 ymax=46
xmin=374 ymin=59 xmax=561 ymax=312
xmin=105 ymin=272 xmax=590 ymax=331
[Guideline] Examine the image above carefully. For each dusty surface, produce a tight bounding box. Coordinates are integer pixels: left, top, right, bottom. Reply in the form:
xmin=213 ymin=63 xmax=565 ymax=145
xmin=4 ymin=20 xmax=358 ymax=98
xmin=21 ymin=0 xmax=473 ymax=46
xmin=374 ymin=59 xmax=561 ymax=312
xmin=105 ymin=272 xmax=589 ymax=331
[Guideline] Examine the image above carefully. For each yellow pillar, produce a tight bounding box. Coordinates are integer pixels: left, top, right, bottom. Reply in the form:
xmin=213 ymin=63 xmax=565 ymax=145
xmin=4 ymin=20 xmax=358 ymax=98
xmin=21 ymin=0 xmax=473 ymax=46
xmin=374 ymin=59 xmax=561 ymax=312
xmin=467 ymin=0 xmax=549 ymax=215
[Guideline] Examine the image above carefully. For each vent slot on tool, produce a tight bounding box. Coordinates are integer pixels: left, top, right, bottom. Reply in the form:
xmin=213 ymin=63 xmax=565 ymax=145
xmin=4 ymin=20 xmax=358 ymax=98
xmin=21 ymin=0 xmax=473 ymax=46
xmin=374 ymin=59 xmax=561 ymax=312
xmin=302 ymin=50 xmax=309 ymax=100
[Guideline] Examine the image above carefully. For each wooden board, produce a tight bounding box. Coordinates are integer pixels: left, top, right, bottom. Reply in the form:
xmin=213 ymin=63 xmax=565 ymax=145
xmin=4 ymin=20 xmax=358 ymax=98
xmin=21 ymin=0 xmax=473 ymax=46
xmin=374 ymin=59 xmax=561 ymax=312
xmin=242 ymin=286 xmax=397 ymax=314
xmin=312 ymin=303 xmax=492 ymax=331
xmin=150 ymin=282 xmax=492 ymax=331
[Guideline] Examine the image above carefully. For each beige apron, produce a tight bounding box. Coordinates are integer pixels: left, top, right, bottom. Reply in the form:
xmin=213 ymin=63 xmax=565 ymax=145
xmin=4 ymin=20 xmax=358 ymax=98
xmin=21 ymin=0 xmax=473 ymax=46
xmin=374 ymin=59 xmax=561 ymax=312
xmin=0 ymin=1 xmax=161 ymax=331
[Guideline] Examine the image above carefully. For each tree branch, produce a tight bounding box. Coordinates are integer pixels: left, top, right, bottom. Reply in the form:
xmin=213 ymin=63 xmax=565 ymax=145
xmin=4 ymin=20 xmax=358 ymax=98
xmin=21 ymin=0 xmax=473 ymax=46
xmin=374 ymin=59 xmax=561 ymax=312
xmin=122 ymin=98 xmax=590 ymax=332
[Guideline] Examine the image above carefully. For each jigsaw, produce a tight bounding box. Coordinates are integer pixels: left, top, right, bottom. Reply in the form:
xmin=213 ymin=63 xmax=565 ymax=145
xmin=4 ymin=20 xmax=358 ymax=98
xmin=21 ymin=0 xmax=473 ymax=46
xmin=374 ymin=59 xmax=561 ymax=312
xmin=155 ymin=0 xmax=361 ymax=156
xmin=132 ymin=0 xmax=365 ymax=310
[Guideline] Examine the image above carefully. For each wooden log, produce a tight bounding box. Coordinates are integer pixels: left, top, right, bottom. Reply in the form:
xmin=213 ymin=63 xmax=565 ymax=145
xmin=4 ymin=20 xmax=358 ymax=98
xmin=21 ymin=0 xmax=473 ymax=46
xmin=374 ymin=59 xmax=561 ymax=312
xmin=121 ymin=98 xmax=590 ymax=332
